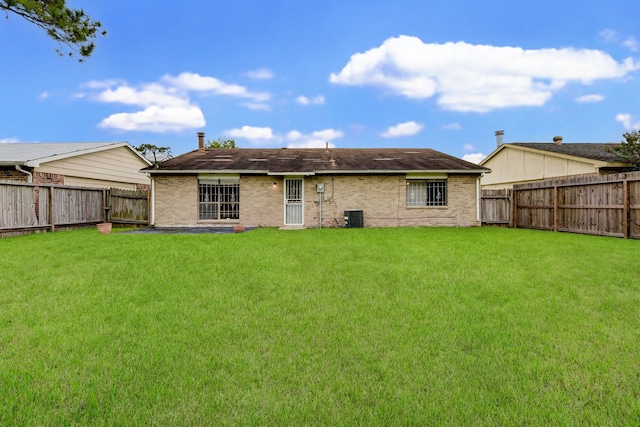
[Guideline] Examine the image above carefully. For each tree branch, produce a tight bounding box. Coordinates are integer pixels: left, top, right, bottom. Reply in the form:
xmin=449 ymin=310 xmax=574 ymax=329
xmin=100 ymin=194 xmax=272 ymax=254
xmin=1 ymin=0 xmax=106 ymax=60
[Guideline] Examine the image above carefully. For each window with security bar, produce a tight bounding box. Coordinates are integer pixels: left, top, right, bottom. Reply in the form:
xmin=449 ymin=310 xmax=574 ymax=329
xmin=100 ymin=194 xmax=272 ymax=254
xmin=406 ymin=180 xmax=447 ymax=206
xmin=199 ymin=180 xmax=240 ymax=220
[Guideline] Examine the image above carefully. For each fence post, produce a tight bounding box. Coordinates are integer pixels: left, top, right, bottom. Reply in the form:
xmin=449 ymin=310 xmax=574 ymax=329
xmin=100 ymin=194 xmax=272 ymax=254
xmin=107 ymin=188 xmax=111 ymax=222
xmin=553 ymin=185 xmax=559 ymax=232
xmin=512 ymin=189 xmax=518 ymax=229
xmin=103 ymin=189 xmax=111 ymax=222
xmin=507 ymin=188 xmax=514 ymax=228
xmin=623 ymin=179 xmax=630 ymax=239
xmin=48 ymin=186 xmax=55 ymax=232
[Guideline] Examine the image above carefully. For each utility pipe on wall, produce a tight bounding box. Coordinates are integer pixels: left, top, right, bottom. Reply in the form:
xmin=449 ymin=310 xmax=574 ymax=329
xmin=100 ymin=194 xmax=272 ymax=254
xmin=476 ymin=176 xmax=482 ymax=223
xmin=150 ymin=176 xmax=155 ymax=226
xmin=15 ymin=165 xmax=32 ymax=183
xmin=319 ymin=193 xmax=323 ymax=228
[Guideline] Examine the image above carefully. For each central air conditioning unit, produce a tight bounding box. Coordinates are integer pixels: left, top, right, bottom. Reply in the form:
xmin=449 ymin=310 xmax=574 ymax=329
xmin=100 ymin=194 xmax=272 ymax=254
xmin=344 ymin=210 xmax=364 ymax=228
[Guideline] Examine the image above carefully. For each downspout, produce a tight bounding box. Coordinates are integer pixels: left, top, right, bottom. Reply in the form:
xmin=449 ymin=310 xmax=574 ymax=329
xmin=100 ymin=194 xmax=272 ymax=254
xmin=319 ymin=193 xmax=323 ymax=228
xmin=150 ymin=176 xmax=156 ymax=226
xmin=15 ymin=164 xmax=32 ymax=183
xmin=476 ymin=175 xmax=482 ymax=223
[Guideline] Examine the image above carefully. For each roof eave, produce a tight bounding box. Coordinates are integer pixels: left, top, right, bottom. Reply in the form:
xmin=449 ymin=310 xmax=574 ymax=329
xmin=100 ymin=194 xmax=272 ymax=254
xmin=315 ymin=168 xmax=489 ymax=174
xmin=478 ymin=144 xmax=506 ymax=166
xmin=146 ymin=169 xmax=271 ymax=175
xmin=485 ymin=143 xmax=621 ymax=166
xmin=12 ymin=142 xmax=152 ymax=167
xmin=515 ymin=145 xmax=612 ymax=165
xmin=146 ymin=168 xmax=489 ymax=175
xmin=267 ymin=171 xmax=316 ymax=176
xmin=596 ymin=162 xmax=629 ymax=169
xmin=0 ymin=161 xmax=27 ymax=167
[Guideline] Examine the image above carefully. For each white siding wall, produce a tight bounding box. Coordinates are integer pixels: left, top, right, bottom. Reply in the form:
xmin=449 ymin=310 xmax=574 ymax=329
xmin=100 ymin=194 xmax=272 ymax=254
xmin=63 ymin=176 xmax=137 ymax=190
xmin=482 ymin=147 xmax=599 ymax=189
xmin=36 ymin=146 xmax=150 ymax=189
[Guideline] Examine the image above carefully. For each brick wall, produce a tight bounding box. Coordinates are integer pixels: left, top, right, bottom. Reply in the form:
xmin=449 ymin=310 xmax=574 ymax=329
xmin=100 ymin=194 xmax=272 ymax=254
xmin=33 ymin=172 xmax=65 ymax=185
xmin=241 ymin=176 xmax=284 ymax=227
xmin=304 ymin=174 xmax=479 ymax=227
xmin=153 ymin=173 xmax=481 ymax=228
xmin=153 ymin=175 xmax=198 ymax=226
xmin=0 ymin=167 xmax=29 ymax=182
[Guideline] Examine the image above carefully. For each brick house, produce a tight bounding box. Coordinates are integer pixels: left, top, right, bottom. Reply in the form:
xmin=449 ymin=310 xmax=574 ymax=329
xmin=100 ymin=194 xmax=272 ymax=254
xmin=0 ymin=142 xmax=151 ymax=190
xmin=144 ymin=134 xmax=489 ymax=228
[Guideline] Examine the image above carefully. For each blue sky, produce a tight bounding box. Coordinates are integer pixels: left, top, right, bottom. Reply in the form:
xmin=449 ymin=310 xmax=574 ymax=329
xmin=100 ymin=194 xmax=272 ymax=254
xmin=2 ymin=0 xmax=640 ymax=161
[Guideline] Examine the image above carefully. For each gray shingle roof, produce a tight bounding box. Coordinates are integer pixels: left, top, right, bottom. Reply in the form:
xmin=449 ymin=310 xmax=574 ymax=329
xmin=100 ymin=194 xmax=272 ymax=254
xmin=510 ymin=143 xmax=620 ymax=163
xmin=145 ymin=148 xmax=489 ymax=174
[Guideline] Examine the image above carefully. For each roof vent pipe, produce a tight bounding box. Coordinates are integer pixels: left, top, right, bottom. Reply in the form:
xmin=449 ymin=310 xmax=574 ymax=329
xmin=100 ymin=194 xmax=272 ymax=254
xmin=553 ymin=136 xmax=563 ymax=145
xmin=495 ymin=130 xmax=505 ymax=147
xmin=197 ymin=132 xmax=205 ymax=152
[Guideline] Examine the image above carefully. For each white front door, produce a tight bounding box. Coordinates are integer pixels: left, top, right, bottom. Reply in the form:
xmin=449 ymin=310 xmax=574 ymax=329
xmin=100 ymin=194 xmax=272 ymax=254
xmin=284 ymin=178 xmax=304 ymax=225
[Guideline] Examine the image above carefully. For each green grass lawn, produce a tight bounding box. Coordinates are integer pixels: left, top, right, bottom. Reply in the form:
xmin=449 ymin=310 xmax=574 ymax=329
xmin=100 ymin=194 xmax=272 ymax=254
xmin=1 ymin=227 xmax=639 ymax=425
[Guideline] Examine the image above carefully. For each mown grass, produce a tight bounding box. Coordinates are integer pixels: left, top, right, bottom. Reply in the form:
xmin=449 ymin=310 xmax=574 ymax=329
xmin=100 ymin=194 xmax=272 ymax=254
xmin=1 ymin=227 xmax=639 ymax=425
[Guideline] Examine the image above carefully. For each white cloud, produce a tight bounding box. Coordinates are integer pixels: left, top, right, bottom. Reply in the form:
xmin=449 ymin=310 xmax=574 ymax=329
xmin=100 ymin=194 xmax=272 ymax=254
xmin=163 ymin=72 xmax=270 ymax=102
xmin=0 ymin=138 xmax=21 ymax=144
xmin=462 ymin=153 xmax=487 ymax=164
xmin=90 ymin=82 xmax=199 ymax=132
xmin=576 ymin=94 xmax=604 ymax=103
xmin=38 ymin=91 xmax=49 ymax=100
xmin=241 ymin=102 xmax=271 ymax=111
xmin=81 ymin=79 xmax=127 ymax=90
xmin=225 ymin=126 xmax=276 ymax=141
xmin=463 ymin=144 xmax=475 ymax=151
xmin=616 ymin=113 xmax=640 ymax=130
xmin=246 ymin=68 xmax=274 ymax=80
xmin=623 ymin=37 xmax=639 ymax=52
xmin=98 ymin=84 xmax=188 ymax=108
xmin=217 ymin=126 xmax=344 ymax=148
xmin=442 ymin=123 xmax=461 ymax=131
xmin=286 ymin=128 xmax=343 ymax=148
xmin=296 ymin=95 xmax=325 ymax=105
xmin=330 ymin=36 xmax=640 ymax=112
xmin=99 ymin=106 xmax=205 ymax=132
xmin=599 ymin=29 xmax=617 ymax=42
xmin=82 ymin=72 xmax=272 ymax=132
xmin=381 ymin=121 xmax=424 ymax=138
xmin=600 ymin=29 xmax=639 ymax=52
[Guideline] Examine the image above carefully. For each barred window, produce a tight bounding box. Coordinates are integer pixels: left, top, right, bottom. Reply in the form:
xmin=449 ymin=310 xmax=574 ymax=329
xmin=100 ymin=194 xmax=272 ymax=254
xmin=199 ymin=179 xmax=239 ymax=220
xmin=406 ymin=180 xmax=447 ymax=207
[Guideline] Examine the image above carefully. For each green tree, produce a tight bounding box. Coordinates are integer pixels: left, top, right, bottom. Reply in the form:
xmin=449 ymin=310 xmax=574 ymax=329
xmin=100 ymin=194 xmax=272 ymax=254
xmin=607 ymin=129 xmax=640 ymax=170
xmin=1 ymin=0 xmax=106 ymax=60
xmin=136 ymin=144 xmax=172 ymax=168
xmin=206 ymin=137 xmax=237 ymax=148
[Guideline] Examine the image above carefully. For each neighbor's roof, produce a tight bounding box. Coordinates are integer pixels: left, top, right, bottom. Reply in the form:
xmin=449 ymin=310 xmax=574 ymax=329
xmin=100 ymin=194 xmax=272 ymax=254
xmin=510 ymin=143 xmax=621 ymax=162
xmin=0 ymin=142 xmax=152 ymax=167
xmin=480 ymin=142 xmax=625 ymax=166
xmin=144 ymin=148 xmax=489 ymax=175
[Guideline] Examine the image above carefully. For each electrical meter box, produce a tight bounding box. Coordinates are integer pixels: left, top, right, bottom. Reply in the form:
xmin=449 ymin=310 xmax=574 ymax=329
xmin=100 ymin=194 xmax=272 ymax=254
xmin=316 ymin=183 xmax=325 ymax=193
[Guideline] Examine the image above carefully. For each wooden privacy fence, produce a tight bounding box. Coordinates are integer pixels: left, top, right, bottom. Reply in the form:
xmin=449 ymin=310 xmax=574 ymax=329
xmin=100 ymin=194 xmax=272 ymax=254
xmin=481 ymin=189 xmax=512 ymax=226
xmin=0 ymin=182 xmax=149 ymax=237
xmin=481 ymin=171 xmax=640 ymax=239
xmin=513 ymin=172 xmax=640 ymax=239
xmin=109 ymin=188 xmax=149 ymax=225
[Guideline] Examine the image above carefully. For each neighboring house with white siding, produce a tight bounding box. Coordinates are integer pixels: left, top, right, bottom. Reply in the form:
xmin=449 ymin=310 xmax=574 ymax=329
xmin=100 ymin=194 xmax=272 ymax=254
xmin=480 ymin=135 xmax=630 ymax=189
xmin=0 ymin=142 xmax=151 ymax=190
